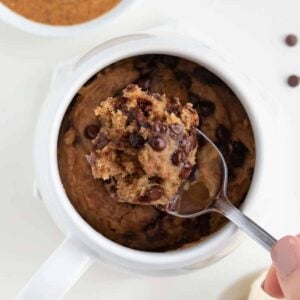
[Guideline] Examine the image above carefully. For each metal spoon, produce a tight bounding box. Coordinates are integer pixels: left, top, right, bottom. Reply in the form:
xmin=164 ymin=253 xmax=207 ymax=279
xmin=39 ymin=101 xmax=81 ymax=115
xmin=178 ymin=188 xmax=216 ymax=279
xmin=165 ymin=129 xmax=276 ymax=251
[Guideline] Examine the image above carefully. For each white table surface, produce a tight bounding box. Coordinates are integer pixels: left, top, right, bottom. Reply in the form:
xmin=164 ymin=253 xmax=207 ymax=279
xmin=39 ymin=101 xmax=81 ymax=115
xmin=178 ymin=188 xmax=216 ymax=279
xmin=0 ymin=0 xmax=300 ymax=299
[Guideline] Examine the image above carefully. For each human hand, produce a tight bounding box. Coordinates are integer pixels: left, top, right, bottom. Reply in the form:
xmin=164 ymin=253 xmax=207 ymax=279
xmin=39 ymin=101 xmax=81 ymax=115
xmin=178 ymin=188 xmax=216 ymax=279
xmin=262 ymin=236 xmax=300 ymax=299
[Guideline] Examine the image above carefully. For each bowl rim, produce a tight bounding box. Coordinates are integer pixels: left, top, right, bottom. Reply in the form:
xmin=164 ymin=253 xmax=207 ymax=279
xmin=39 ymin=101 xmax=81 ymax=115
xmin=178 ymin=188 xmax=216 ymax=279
xmin=0 ymin=0 xmax=138 ymax=37
xmin=35 ymin=34 xmax=263 ymax=270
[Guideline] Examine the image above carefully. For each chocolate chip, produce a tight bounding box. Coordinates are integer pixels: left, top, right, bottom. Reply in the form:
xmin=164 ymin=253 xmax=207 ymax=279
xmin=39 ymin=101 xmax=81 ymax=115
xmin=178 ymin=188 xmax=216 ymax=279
xmin=148 ymin=135 xmax=166 ymax=151
xmin=161 ymin=55 xmax=179 ymax=68
xmin=84 ymin=124 xmax=100 ymax=139
xmin=216 ymin=125 xmax=230 ymax=142
xmin=180 ymin=162 xmax=192 ymax=179
xmin=152 ymin=121 xmax=167 ymax=133
xmin=166 ymin=99 xmax=181 ymax=116
xmin=147 ymin=185 xmax=165 ymax=201
xmin=287 ymin=75 xmax=299 ymax=87
xmin=195 ymin=100 xmax=215 ymax=117
xmin=137 ymin=98 xmax=152 ymax=115
xmin=229 ymin=141 xmax=248 ymax=168
xmin=139 ymin=186 xmax=165 ymax=202
xmin=171 ymin=150 xmax=185 ymax=166
xmin=189 ymin=92 xmax=201 ymax=105
xmin=188 ymin=163 xmax=199 ymax=182
xmin=215 ymin=141 xmax=229 ymax=158
xmin=193 ymin=66 xmax=220 ymax=85
xmin=93 ymin=133 xmax=109 ymax=149
xmin=133 ymin=55 xmax=156 ymax=70
xmin=114 ymin=97 xmax=128 ymax=113
xmin=170 ymin=124 xmax=183 ymax=135
xmin=135 ymin=77 xmax=151 ymax=91
xmin=128 ymin=132 xmax=145 ymax=149
xmin=175 ymin=71 xmax=192 ymax=89
xmin=285 ymin=34 xmax=298 ymax=47
xmin=149 ymin=176 xmax=163 ymax=184
xmin=182 ymin=135 xmax=197 ymax=154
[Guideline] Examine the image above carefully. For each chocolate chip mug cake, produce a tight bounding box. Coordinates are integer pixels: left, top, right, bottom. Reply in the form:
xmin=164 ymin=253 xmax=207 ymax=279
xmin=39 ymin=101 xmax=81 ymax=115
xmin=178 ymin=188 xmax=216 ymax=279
xmin=57 ymin=55 xmax=255 ymax=251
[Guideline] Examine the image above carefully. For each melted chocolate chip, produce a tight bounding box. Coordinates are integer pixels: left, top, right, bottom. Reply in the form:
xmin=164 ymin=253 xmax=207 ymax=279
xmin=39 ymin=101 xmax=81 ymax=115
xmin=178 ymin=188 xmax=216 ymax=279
xmin=128 ymin=132 xmax=145 ymax=149
xmin=166 ymin=100 xmax=181 ymax=116
xmin=175 ymin=71 xmax=192 ymax=89
xmin=147 ymin=185 xmax=165 ymax=201
xmin=180 ymin=162 xmax=192 ymax=179
xmin=171 ymin=150 xmax=185 ymax=166
xmin=150 ymin=177 xmax=163 ymax=184
xmin=114 ymin=97 xmax=128 ymax=113
xmin=135 ymin=77 xmax=151 ymax=91
xmin=195 ymin=100 xmax=216 ymax=117
xmin=193 ymin=66 xmax=220 ymax=85
xmin=182 ymin=135 xmax=197 ymax=154
xmin=229 ymin=141 xmax=248 ymax=168
xmin=148 ymin=135 xmax=166 ymax=151
xmin=161 ymin=55 xmax=179 ymax=68
xmin=189 ymin=163 xmax=199 ymax=182
xmin=93 ymin=133 xmax=109 ymax=149
xmin=84 ymin=124 xmax=99 ymax=139
xmin=215 ymin=141 xmax=230 ymax=158
xmin=133 ymin=55 xmax=156 ymax=70
xmin=137 ymin=98 xmax=152 ymax=115
xmin=216 ymin=125 xmax=230 ymax=142
xmin=189 ymin=92 xmax=201 ymax=105
xmin=152 ymin=121 xmax=167 ymax=133
xmin=170 ymin=124 xmax=183 ymax=135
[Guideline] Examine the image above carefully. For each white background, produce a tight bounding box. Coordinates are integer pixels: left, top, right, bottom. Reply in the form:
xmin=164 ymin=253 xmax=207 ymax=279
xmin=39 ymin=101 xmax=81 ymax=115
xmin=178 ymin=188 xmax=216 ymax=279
xmin=0 ymin=0 xmax=300 ymax=299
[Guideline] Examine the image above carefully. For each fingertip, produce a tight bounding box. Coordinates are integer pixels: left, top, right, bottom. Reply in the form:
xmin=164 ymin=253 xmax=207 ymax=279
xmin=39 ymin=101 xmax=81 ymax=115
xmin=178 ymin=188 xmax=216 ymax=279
xmin=262 ymin=266 xmax=284 ymax=299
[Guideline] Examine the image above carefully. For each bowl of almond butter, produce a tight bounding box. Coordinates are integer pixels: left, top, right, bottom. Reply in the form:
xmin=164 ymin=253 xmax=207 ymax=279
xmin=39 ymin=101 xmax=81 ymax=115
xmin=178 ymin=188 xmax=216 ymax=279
xmin=0 ymin=0 xmax=137 ymax=36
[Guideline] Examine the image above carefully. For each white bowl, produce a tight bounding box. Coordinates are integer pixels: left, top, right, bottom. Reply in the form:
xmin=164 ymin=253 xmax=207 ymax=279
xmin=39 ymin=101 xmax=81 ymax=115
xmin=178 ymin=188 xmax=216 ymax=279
xmin=0 ymin=0 xmax=137 ymax=37
xmin=17 ymin=31 xmax=279 ymax=300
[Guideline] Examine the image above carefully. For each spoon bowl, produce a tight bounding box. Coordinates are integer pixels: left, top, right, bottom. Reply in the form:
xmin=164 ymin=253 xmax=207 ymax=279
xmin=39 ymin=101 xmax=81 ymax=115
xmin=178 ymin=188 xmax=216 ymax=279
xmin=165 ymin=129 xmax=277 ymax=251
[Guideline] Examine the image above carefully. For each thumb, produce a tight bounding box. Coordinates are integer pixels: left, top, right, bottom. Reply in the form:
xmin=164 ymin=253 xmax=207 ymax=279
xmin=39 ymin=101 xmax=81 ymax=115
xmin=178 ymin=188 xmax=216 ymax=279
xmin=271 ymin=236 xmax=300 ymax=300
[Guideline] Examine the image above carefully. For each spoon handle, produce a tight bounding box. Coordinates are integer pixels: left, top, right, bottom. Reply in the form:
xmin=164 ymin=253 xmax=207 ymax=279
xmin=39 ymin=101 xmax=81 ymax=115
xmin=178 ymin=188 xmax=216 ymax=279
xmin=213 ymin=198 xmax=277 ymax=251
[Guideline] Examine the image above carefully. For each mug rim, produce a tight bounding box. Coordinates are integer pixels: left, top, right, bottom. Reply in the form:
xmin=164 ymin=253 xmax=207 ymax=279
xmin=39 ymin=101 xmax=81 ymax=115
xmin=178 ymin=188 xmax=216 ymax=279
xmin=36 ymin=34 xmax=263 ymax=269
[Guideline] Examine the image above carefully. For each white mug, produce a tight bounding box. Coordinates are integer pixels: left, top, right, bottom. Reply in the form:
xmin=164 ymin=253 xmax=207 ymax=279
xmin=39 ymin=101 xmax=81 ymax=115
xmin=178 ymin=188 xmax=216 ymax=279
xmin=17 ymin=30 xmax=279 ymax=300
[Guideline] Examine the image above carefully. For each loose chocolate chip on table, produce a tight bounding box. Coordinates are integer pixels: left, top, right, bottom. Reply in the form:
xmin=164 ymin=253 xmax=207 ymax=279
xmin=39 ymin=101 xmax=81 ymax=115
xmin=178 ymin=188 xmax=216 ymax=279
xmin=229 ymin=141 xmax=248 ymax=168
xmin=148 ymin=135 xmax=166 ymax=151
xmin=152 ymin=121 xmax=167 ymax=133
xmin=135 ymin=77 xmax=151 ymax=91
xmin=175 ymin=71 xmax=192 ymax=89
xmin=216 ymin=125 xmax=230 ymax=142
xmin=180 ymin=162 xmax=192 ymax=179
xmin=170 ymin=123 xmax=183 ymax=135
xmin=171 ymin=149 xmax=186 ymax=166
xmin=93 ymin=133 xmax=109 ymax=149
xmin=195 ymin=100 xmax=216 ymax=117
xmin=287 ymin=75 xmax=299 ymax=87
xmin=84 ymin=124 xmax=100 ymax=139
xmin=285 ymin=34 xmax=298 ymax=47
xmin=161 ymin=55 xmax=179 ymax=68
xmin=128 ymin=132 xmax=145 ymax=149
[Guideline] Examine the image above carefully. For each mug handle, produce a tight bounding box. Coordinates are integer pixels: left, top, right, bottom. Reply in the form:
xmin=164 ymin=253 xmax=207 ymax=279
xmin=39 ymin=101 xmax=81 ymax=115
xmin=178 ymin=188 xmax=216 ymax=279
xmin=16 ymin=237 xmax=93 ymax=300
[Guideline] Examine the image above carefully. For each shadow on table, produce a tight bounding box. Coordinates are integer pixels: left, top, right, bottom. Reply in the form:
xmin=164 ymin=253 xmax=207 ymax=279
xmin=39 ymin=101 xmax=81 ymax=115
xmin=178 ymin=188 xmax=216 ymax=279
xmin=217 ymin=269 xmax=263 ymax=300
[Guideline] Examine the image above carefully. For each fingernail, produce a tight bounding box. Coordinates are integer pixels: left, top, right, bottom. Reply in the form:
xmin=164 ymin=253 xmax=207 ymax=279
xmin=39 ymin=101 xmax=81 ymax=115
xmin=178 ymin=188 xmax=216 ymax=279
xmin=261 ymin=280 xmax=265 ymax=291
xmin=271 ymin=236 xmax=300 ymax=278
